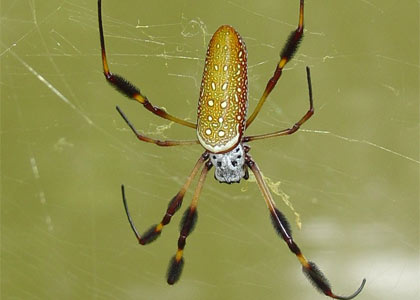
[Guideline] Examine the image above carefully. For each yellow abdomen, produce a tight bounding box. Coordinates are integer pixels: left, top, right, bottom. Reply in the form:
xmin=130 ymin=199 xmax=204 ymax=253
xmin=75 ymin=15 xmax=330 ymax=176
xmin=196 ymin=25 xmax=248 ymax=153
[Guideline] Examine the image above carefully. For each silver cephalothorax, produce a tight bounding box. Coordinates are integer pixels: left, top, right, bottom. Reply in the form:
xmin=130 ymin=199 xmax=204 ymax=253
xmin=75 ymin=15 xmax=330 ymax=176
xmin=210 ymin=144 xmax=246 ymax=183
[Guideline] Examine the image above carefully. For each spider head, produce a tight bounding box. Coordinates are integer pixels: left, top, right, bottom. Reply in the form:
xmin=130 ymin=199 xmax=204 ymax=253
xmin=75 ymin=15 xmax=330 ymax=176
xmin=210 ymin=144 xmax=246 ymax=184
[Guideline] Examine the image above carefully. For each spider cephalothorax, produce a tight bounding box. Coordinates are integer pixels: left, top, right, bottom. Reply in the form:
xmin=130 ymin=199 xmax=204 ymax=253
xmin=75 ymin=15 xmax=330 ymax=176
xmin=98 ymin=0 xmax=366 ymax=298
xmin=210 ymin=144 xmax=248 ymax=183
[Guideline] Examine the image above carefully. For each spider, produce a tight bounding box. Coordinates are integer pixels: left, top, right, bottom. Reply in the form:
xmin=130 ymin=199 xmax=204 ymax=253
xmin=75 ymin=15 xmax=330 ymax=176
xmin=98 ymin=0 xmax=366 ymax=299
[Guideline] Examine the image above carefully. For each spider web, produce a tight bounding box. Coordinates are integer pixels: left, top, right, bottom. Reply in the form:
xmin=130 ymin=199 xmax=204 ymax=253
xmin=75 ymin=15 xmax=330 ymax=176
xmin=1 ymin=1 xmax=419 ymax=300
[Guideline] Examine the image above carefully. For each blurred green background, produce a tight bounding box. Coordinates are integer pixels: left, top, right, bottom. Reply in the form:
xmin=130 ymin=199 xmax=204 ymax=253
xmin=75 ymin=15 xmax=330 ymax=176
xmin=1 ymin=1 xmax=418 ymax=299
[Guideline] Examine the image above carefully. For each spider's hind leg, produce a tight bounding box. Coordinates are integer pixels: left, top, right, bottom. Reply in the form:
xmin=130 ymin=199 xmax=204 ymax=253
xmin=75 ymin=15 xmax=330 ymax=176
xmin=97 ymin=0 xmax=197 ymax=129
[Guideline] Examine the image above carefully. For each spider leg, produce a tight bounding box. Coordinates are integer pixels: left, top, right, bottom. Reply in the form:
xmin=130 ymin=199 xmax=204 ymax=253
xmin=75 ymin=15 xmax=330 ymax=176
xmin=246 ymin=0 xmax=304 ymax=128
xmin=167 ymin=161 xmax=213 ymax=284
xmin=98 ymin=0 xmax=196 ymax=129
xmin=246 ymin=155 xmax=366 ymax=300
xmin=121 ymin=152 xmax=209 ymax=245
xmin=116 ymin=106 xmax=199 ymax=146
xmin=243 ymin=66 xmax=314 ymax=143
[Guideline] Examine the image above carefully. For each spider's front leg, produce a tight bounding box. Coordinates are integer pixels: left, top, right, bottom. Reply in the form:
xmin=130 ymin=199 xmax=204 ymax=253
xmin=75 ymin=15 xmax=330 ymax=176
xmin=121 ymin=152 xmax=208 ymax=245
xmin=245 ymin=155 xmax=366 ymax=300
xmin=167 ymin=161 xmax=213 ymax=284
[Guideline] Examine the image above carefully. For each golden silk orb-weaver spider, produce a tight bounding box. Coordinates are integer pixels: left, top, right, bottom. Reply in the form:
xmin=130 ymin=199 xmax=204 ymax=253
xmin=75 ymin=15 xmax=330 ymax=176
xmin=98 ymin=0 xmax=366 ymax=298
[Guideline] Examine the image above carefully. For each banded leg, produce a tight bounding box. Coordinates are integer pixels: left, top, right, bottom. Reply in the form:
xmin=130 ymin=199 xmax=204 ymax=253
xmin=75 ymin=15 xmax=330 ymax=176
xmin=116 ymin=106 xmax=199 ymax=146
xmin=243 ymin=66 xmax=314 ymax=143
xmin=246 ymin=0 xmax=305 ymax=128
xmin=167 ymin=161 xmax=212 ymax=284
xmin=246 ymin=156 xmax=366 ymax=300
xmin=122 ymin=152 xmax=209 ymax=245
xmin=98 ymin=0 xmax=196 ymax=129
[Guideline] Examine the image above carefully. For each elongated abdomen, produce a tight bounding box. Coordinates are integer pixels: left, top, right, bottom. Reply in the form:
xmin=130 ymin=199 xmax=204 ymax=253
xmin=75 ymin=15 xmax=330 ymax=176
xmin=197 ymin=25 xmax=248 ymax=153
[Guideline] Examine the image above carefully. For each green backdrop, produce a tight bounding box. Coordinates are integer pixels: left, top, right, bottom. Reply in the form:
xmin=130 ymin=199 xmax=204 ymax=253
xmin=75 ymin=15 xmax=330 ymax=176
xmin=1 ymin=1 xmax=418 ymax=299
